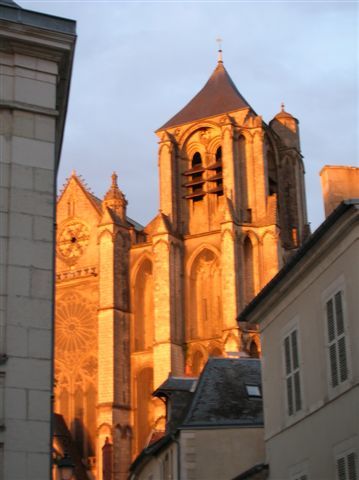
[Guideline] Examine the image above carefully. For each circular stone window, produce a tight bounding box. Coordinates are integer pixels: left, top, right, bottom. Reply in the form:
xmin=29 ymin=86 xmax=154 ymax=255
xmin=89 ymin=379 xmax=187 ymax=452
xmin=58 ymin=221 xmax=90 ymax=264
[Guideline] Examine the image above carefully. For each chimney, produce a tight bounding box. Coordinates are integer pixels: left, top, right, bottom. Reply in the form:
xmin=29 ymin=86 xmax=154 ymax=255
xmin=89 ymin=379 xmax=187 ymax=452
xmin=320 ymin=165 xmax=359 ymax=217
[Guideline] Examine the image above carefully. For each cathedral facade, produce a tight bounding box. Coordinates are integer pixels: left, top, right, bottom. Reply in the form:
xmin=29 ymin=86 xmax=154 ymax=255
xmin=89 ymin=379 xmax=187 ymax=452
xmin=54 ymin=55 xmax=309 ymax=480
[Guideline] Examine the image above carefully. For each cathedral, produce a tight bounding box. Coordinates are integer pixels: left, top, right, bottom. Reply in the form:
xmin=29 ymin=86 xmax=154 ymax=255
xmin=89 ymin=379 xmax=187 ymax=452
xmin=54 ymin=52 xmax=309 ymax=480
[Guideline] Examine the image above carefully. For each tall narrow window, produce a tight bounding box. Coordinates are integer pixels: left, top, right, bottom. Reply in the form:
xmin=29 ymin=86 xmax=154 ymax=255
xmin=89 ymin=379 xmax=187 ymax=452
xmin=183 ymin=152 xmax=205 ymax=201
xmin=207 ymin=147 xmax=223 ymax=196
xmin=326 ymin=291 xmax=348 ymax=388
xmin=337 ymin=451 xmax=357 ymax=480
xmin=284 ymin=329 xmax=302 ymax=416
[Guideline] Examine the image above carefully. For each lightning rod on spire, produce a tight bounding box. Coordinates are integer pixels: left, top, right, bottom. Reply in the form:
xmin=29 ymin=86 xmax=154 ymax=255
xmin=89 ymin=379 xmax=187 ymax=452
xmin=216 ymin=37 xmax=223 ymax=63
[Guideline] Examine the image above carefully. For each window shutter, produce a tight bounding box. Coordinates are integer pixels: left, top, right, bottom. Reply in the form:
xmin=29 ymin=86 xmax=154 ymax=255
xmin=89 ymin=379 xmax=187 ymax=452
xmin=326 ymin=290 xmax=349 ymax=389
xmin=337 ymin=456 xmax=346 ymax=480
xmin=284 ymin=329 xmax=301 ymax=416
xmin=329 ymin=343 xmax=339 ymax=387
xmin=291 ymin=330 xmax=299 ymax=370
xmin=347 ymin=452 xmax=357 ymax=480
xmin=327 ymin=298 xmax=335 ymax=341
xmin=287 ymin=377 xmax=293 ymax=416
xmin=335 ymin=292 xmax=344 ymax=335
xmin=294 ymin=371 xmax=302 ymax=411
xmin=336 ymin=452 xmax=358 ymax=480
xmin=338 ymin=337 xmax=348 ymax=382
xmin=285 ymin=336 xmax=291 ymax=374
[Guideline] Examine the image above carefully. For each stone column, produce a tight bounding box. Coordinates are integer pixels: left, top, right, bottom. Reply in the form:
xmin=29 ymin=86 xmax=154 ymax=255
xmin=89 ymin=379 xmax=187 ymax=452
xmin=97 ymin=221 xmax=131 ymax=480
xmin=251 ymin=126 xmax=267 ymax=222
xmin=220 ymin=217 xmax=239 ymax=333
xmin=152 ymin=232 xmax=184 ymax=389
xmin=221 ymin=119 xmax=238 ymax=208
xmin=157 ymin=132 xmax=178 ymax=229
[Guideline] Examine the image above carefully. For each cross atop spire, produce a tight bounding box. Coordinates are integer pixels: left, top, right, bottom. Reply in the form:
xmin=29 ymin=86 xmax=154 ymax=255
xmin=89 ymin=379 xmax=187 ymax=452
xmin=216 ymin=37 xmax=223 ymax=63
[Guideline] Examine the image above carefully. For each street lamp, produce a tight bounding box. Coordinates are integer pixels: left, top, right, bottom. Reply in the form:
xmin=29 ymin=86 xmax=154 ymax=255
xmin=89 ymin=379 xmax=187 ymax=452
xmin=58 ymin=452 xmax=75 ymax=480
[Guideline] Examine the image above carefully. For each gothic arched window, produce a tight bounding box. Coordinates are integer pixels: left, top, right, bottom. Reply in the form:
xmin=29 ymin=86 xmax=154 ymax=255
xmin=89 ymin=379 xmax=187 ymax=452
xmin=207 ymin=146 xmax=223 ymax=196
xmin=134 ymin=259 xmax=154 ymax=352
xmin=189 ymin=249 xmax=222 ymax=340
xmin=183 ymin=152 xmax=205 ymax=202
xmin=243 ymin=236 xmax=255 ymax=304
xmin=192 ymin=350 xmax=205 ymax=376
xmin=136 ymin=368 xmax=154 ymax=452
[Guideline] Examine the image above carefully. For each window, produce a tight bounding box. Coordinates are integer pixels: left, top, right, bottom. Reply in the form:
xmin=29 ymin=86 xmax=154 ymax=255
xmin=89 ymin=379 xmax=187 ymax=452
xmin=246 ymin=385 xmax=261 ymax=397
xmin=284 ymin=329 xmax=301 ymax=416
xmin=326 ymin=291 xmax=348 ymax=388
xmin=336 ymin=451 xmax=357 ymax=480
xmin=183 ymin=152 xmax=205 ymax=202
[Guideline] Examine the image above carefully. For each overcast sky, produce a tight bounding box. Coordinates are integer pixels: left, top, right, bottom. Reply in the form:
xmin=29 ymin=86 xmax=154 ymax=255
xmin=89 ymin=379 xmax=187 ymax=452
xmin=24 ymin=1 xmax=358 ymax=230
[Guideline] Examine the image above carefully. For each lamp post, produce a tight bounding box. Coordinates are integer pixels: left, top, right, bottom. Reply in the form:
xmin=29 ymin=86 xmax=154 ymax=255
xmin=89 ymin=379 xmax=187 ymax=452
xmin=58 ymin=453 xmax=75 ymax=480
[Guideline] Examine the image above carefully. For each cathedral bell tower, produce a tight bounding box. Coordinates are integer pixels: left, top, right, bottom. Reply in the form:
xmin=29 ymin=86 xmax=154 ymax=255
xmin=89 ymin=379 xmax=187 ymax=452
xmin=154 ymin=51 xmax=308 ymax=368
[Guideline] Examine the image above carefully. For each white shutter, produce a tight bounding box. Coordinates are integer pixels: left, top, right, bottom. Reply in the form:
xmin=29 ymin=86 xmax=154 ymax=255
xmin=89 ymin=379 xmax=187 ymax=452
xmin=336 ymin=452 xmax=357 ymax=480
xmin=347 ymin=452 xmax=357 ymax=480
xmin=284 ymin=329 xmax=302 ymax=416
xmin=327 ymin=291 xmax=348 ymax=388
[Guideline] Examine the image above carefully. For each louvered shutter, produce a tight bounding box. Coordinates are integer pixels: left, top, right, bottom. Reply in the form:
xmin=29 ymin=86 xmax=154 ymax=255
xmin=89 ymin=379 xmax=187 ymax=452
xmin=347 ymin=452 xmax=357 ymax=480
xmin=284 ymin=329 xmax=301 ymax=416
xmin=336 ymin=452 xmax=358 ymax=480
xmin=326 ymin=291 xmax=348 ymax=388
xmin=337 ymin=456 xmax=346 ymax=480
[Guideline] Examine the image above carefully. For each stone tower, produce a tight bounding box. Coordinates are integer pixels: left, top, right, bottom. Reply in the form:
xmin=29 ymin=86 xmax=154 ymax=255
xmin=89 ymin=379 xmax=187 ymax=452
xmin=54 ymin=55 xmax=309 ymax=479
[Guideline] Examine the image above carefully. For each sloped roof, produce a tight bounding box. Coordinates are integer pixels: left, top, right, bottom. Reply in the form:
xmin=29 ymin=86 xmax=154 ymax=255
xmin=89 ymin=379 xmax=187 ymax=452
xmin=182 ymin=358 xmax=263 ymax=428
xmin=0 ymin=0 xmax=20 ymax=6
xmin=158 ymin=61 xmax=252 ymax=131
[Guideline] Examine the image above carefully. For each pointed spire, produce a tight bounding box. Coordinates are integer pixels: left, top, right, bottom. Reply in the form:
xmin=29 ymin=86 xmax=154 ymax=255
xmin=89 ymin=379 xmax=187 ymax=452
xmin=281 ymin=102 xmax=285 ymax=112
xmin=157 ymin=55 xmax=252 ymax=131
xmin=103 ymin=171 xmax=127 ymax=222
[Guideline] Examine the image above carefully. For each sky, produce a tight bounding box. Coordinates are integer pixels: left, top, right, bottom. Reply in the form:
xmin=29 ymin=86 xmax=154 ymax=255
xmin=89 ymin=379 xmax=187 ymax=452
xmin=23 ymin=0 xmax=358 ymax=230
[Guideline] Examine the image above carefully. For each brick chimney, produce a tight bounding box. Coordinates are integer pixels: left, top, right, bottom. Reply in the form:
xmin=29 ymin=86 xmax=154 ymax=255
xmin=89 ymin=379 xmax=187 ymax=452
xmin=320 ymin=165 xmax=359 ymax=217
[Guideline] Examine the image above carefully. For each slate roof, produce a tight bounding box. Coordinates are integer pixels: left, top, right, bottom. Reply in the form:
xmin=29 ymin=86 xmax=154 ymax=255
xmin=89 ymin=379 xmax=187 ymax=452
xmin=130 ymin=358 xmax=263 ymax=475
xmin=153 ymin=376 xmax=198 ymax=434
xmin=153 ymin=376 xmax=197 ymax=395
xmin=182 ymin=357 xmax=263 ymax=428
xmin=0 ymin=0 xmax=19 ymax=7
xmin=158 ymin=61 xmax=252 ymax=131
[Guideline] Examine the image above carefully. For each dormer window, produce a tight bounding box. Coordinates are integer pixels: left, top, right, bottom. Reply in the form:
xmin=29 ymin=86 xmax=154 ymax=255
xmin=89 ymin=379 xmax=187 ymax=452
xmin=183 ymin=152 xmax=205 ymax=202
xmin=207 ymin=147 xmax=223 ymax=196
xmin=246 ymin=384 xmax=261 ymax=397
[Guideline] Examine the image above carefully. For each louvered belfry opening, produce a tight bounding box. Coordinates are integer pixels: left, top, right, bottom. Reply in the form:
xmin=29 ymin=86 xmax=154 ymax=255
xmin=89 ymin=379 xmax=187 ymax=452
xmin=183 ymin=152 xmax=206 ymax=202
xmin=207 ymin=146 xmax=223 ymax=196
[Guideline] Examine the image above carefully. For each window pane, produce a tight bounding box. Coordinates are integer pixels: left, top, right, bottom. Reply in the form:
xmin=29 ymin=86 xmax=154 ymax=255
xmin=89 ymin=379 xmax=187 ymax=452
xmin=327 ymin=299 xmax=335 ymax=342
xmin=246 ymin=385 xmax=261 ymax=397
xmin=338 ymin=337 xmax=348 ymax=383
xmin=285 ymin=336 xmax=292 ymax=374
xmin=329 ymin=344 xmax=339 ymax=388
xmin=335 ymin=292 xmax=344 ymax=335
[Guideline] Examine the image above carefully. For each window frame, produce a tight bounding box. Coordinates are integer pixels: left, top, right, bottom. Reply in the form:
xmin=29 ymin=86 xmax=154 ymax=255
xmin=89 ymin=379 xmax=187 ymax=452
xmin=322 ymin=276 xmax=351 ymax=399
xmin=281 ymin=319 xmax=304 ymax=421
xmin=335 ymin=449 xmax=358 ymax=480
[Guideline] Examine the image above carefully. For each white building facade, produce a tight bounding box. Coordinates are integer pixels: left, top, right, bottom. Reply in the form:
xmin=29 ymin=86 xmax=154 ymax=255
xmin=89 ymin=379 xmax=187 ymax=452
xmin=238 ymin=197 xmax=359 ymax=480
xmin=0 ymin=1 xmax=75 ymax=478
